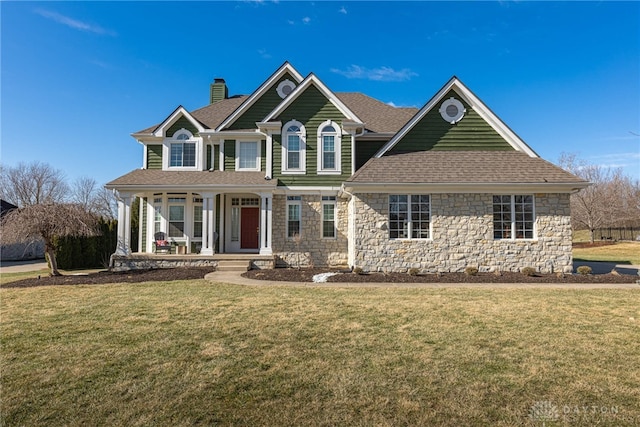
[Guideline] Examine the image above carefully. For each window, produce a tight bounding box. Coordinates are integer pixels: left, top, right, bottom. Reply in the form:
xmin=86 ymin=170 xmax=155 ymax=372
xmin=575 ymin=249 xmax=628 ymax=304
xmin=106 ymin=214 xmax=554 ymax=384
xmin=322 ymin=196 xmax=336 ymax=238
xmin=389 ymin=195 xmax=430 ymax=239
xmin=282 ymin=120 xmax=305 ymax=173
xmin=493 ymin=195 xmax=535 ymax=239
xmin=318 ymin=121 xmax=341 ymax=173
xmin=153 ymin=203 xmax=162 ymax=235
xmin=237 ymin=141 xmax=259 ymax=171
xmin=168 ymin=199 xmax=185 ymax=238
xmin=286 ymin=196 xmax=301 ymax=238
xmin=193 ymin=199 xmax=203 ymax=239
xmin=170 ymin=132 xmax=196 ymax=167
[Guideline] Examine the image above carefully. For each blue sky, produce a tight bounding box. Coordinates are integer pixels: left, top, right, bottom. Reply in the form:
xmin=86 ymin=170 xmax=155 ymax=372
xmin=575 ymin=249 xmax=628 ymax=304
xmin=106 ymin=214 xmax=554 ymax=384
xmin=2 ymin=1 xmax=639 ymax=186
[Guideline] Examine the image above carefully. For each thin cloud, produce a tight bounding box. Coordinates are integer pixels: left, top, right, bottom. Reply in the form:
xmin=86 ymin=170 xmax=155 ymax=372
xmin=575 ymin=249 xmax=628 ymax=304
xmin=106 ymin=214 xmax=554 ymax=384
xmin=331 ymin=65 xmax=418 ymax=82
xmin=339 ymin=6 xmax=347 ymax=14
xmin=302 ymin=16 xmax=311 ymax=24
xmin=34 ymin=8 xmax=116 ymax=36
xmin=258 ymin=49 xmax=272 ymax=59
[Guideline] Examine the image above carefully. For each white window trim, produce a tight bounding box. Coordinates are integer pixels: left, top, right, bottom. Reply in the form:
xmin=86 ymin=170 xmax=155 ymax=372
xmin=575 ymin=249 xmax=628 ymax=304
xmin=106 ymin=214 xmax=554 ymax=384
xmin=282 ymin=120 xmax=306 ymax=175
xmin=493 ymin=194 xmax=537 ymax=240
xmin=235 ymin=140 xmax=261 ymax=172
xmin=317 ymin=120 xmax=342 ymax=175
xmin=388 ymin=194 xmax=432 ymax=240
xmin=286 ymin=196 xmax=302 ymax=240
xmin=163 ymin=129 xmax=202 ymax=171
xmin=321 ymin=196 xmax=337 ymax=239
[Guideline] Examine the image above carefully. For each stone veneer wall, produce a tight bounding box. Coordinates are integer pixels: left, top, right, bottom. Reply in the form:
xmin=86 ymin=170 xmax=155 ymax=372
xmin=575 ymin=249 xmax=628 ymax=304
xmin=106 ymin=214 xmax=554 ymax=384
xmin=110 ymin=255 xmax=218 ymax=271
xmin=352 ymin=193 xmax=573 ymax=274
xmin=272 ymin=194 xmax=349 ymax=267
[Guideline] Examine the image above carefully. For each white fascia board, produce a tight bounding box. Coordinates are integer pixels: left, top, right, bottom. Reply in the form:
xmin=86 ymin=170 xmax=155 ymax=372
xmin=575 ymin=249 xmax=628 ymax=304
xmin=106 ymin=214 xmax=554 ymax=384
xmin=200 ymin=129 xmax=267 ymax=139
xmin=131 ymin=134 xmax=162 ymax=144
xmin=374 ymin=77 xmax=538 ymax=158
xmin=104 ymin=184 xmax=277 ymax=193
xmin=343 ymin=181 xmax=590 ymax=194
xmin=256 ymin=121 xmax=282 ymax=132
xmin=215 ymin=62 xmax=304 ymax=132
xmin=152 ymin=106 xmax=206 ymax=137
xmin=263 ymin=74 xmax=363 ymax=124
xmin=273 ymin=186 xmax=342 ymax=195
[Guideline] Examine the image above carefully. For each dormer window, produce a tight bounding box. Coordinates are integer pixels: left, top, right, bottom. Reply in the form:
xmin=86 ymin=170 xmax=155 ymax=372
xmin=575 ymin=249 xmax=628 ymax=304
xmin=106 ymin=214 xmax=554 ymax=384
xmin=282 ymin=120 xmax=306 ymax=174
xmin=170 ymin=130 xmax=196 ymax=167
xmin=317 ymin=120 xmax=341 ymax=174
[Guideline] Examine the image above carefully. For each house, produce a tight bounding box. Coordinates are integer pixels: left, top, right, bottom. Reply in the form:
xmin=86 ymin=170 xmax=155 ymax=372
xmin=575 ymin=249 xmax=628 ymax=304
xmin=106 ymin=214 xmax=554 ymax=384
xmin=1 ymin=199 xmax=45 ymax=261
xmin=106 ymin=62 xmax=588 ymax=273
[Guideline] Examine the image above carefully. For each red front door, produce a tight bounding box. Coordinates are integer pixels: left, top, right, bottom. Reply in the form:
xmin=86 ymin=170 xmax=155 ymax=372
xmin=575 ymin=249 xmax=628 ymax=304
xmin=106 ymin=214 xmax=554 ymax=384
xmin=240 ymin=207 xmax=260 ymax=249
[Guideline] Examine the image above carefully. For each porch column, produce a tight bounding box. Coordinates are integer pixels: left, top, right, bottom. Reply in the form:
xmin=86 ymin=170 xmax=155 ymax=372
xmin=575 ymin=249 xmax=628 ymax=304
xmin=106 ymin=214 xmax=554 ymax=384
xmin=259 ymin=193 xmax=273 ymax=255
xmin=115 ymin=192 xmax=133 ymax=256
xmin=200 ymin=192 xmax=217 ymax=256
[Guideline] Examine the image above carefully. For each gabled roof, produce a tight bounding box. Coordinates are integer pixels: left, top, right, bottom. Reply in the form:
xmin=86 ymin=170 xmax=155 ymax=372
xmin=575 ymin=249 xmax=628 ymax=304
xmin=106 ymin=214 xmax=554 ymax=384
xmin=263 ymin=73 xmax=364 ymax=125
xmin=336 ymin=93 xmax=417 ymax=134
xmin=215 ymin=62 xmax=304 ymax=131
xmin=346 ymin=151 xmax=588 ymax=192
xmin=150 ymin=106 xmax=206 ymax=137
xmin=375 ymin=77 xmax=538 ymax=158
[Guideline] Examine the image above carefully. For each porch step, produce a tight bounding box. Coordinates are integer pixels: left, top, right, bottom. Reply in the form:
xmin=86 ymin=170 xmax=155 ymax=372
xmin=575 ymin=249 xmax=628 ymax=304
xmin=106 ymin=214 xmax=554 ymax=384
xmin=216 ymin=260 xmax=251 ymax=272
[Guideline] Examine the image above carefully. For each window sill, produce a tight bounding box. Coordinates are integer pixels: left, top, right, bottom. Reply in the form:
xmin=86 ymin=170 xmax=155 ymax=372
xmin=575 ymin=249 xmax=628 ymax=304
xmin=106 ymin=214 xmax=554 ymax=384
xmin=282 ymin=170 xmax=306 ymax=175
xmin=317 ymin=170 xmax=342 ymax=175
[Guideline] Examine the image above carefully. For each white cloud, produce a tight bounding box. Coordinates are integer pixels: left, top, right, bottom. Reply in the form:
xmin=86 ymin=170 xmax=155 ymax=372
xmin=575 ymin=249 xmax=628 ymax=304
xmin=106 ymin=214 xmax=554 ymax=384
xmin=34 ymin=8 xmax=116 ymax=36
xmin=302 ymin=16 xmax=311 ymax=24
xmin=339 ymin=6 xmax=347 ymax=14
xmin=258 ymin=49 xmax=272 ymax=59
xmin=331 ymin=65 xmax=418 ymax=82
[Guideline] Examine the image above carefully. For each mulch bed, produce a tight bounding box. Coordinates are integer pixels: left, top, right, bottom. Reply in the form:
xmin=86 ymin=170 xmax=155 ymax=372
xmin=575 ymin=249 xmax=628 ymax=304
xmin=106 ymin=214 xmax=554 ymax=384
xmin=2 ymin=267 xmax=215 ymax=289
xmin=3 ymin=266 xmax=638 ymax=289
xmin=244 ymin=268 xmax=640 ymax=284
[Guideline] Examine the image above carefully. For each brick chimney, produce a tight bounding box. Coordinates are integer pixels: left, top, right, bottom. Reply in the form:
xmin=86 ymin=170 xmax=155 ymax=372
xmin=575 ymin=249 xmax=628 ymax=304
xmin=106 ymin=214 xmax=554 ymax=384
xmin=210 ymin=78 xmax=228 ymax=104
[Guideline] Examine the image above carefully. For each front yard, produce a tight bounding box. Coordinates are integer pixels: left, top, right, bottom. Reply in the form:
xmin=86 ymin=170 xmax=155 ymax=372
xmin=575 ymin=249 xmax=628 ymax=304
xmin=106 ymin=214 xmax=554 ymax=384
xmin=2 ymin=280 xmax=639 ymax=426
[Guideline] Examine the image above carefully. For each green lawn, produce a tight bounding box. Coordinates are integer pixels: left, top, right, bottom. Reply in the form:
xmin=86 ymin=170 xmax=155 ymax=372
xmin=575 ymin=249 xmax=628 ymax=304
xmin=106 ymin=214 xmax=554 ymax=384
xmin=573 ymin=242 xmax=640 ymax=265
xmin=2 ymin=280 xmax=639 ymax=426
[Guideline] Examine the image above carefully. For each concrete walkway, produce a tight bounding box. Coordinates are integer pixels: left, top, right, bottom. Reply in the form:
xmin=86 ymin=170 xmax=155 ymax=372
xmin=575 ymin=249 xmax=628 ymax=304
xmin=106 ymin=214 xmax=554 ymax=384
xmin=0 ymin=259 xmax=48 ymax=273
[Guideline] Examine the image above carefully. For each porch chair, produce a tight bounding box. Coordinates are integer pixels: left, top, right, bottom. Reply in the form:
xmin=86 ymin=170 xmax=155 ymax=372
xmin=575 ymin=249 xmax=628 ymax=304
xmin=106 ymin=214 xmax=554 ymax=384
xmin=154 ymin=232 xmax=172 ymax=254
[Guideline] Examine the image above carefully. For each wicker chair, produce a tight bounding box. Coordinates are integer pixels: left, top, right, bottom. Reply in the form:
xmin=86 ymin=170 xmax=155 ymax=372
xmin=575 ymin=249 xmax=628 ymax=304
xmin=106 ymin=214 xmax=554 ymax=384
xmin=154 ymin=232 xmax=172 ymax=253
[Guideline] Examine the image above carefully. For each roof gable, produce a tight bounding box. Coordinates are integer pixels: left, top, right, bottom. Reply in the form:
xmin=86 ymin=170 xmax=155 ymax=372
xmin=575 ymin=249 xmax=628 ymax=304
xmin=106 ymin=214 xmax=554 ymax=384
xmin=375 ymin=77 xmax=538 ymax=157
xmin=151 ymin=106 xmax=206 ymax=138
xmin=216 ymin=62 xmax=304 ymax=131
xmin=263 ymin=73 xmax=363 ymax=124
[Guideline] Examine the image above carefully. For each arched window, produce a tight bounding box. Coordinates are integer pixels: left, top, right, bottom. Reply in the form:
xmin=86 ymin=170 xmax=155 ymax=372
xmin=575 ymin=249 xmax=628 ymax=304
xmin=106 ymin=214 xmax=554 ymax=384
xmin=170 ymin=129 xmax=196 ymax=167
xmin=317 ymin=120 xmax=341 ymax=173
xmin=282 ymin=120 xmax=306 ymax=173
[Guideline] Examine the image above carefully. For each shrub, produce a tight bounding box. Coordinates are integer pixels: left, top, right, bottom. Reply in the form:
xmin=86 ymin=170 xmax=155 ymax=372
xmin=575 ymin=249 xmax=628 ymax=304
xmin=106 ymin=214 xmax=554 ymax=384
xmin=408 ymin=268 xmax=420 ymax=276
xmin=464 ymin=267 xmax=479 ymax=276
xmin=521 ymin=267 xmax=537 ymax=277
xmin=352 ymin=267 xmax=364 ymax=275
xmin=577 ymin=265 xmax=592 ymax=275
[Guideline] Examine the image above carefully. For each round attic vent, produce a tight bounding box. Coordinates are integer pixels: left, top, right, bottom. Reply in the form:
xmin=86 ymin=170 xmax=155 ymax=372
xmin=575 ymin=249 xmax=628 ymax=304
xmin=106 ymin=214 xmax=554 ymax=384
xmin=439 ymin=97 xmax=466 ymax=124
xmin=276 ymin=79 xmax=296 ymax=99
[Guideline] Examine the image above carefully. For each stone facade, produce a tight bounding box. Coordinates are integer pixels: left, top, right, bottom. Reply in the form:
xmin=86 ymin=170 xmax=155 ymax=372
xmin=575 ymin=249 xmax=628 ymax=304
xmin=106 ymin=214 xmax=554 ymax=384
xmin=272 ymin=194 xmax=349 ymax=267
xmin=352 ymin=192 xmax=573 ymax=274
xmin=110 ymin=255 xmax=219 ymax=272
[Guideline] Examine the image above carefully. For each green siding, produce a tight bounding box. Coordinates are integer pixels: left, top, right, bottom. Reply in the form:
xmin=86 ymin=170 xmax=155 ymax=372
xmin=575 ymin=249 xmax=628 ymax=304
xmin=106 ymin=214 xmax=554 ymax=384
xmin=355 ymin=140 xmax=387 ymax=170
xmin=166 ymin=117 xmax=199 ymax=137
xmin=388 ymin=90 xmax=513 ymax=154
xmin=147 ymin=145 xmax=163 ymax=169
xmin=141 ymin=198 xmax=147 ymax=253
xmin=224 ymin=140 xmax=236 ymax=170
xmin=206 ymin=144 xmax=212 ymax=170
xmin=228 ymin=73 xmax=298 ymax=130
xmin=272 ymin=85 xmax=352 ymax=186
xmin=213 ymin=145 xmax=220 ymax=170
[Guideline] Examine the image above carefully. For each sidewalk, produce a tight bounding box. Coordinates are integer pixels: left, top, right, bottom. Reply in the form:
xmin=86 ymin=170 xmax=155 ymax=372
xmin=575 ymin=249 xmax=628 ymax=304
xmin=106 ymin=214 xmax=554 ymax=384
xmin=204 ymin=269 xmax=640 ymax=290
xmin=0 ymin=259 xmax=48 ymax=273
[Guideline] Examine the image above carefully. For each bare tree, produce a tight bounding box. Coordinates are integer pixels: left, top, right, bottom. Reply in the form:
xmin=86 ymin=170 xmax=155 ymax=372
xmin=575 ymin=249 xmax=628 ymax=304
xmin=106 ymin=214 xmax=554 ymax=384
xmin=559 ymin=153 xmax=640 ymax=242
xmin=1 ymin=203 xmax=99 ymax=276
xmin=0 ymin=161 xmax=69 ymax=207
xmin=70 ymin=176 xmax=117 ymax=219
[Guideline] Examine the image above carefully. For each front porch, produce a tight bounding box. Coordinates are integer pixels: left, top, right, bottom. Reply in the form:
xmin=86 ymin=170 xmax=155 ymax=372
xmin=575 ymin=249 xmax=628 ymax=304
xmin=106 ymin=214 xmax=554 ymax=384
xmin=109 ymin=253 xmax=275 ymax=272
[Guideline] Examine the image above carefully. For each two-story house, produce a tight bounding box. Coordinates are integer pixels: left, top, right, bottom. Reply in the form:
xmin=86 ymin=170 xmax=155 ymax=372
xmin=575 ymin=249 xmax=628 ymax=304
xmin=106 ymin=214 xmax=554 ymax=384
xmin=106 ymin=62 xmax=588 ymax=273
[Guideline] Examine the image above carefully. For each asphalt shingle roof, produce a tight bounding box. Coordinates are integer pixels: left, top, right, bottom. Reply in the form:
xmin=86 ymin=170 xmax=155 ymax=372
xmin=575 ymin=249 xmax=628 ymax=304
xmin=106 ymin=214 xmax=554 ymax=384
xmin=106 ymin=169 xmax=277 ymax=188
xmin=348 ymin=151 xmax=587 ymax=184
